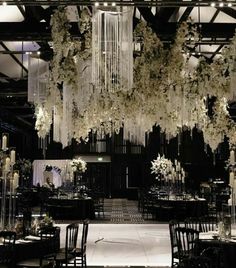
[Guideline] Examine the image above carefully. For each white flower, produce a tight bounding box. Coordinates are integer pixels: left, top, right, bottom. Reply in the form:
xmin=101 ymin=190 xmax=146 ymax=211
xmin=151 ymin=155 xmax=173 ymax=177
xmin=70 ymin=157 xmax=87 ymax=173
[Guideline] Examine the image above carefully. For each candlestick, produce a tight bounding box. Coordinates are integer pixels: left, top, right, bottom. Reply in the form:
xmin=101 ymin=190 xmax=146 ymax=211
xmin=5 ymin=157 xmax=10 ymax=171
xmin=230 ymin=172 xmax=234 ymax=188
xmin=2 ymin=134 xmax=7 ymax=150
xmin=10 ymin=149 xmax=16 ymax=164
xmin=230 ymin=150 xmax=235 ymax=165
xmin=13 ymin=172 xmax=19 ymax=189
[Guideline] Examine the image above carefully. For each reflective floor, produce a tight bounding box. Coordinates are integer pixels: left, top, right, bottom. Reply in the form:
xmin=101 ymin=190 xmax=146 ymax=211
xmin=57 ymin=223 xmax=171 ymax=267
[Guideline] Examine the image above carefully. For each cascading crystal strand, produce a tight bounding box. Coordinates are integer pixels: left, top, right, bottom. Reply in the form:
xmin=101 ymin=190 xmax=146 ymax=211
xmin=92 ymin=6 xmax=133 ymax=93
xmin=28 ymin=56 xmax=49 ymax=103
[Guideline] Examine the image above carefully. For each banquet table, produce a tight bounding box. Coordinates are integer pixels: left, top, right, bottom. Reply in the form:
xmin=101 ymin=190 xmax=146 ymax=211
xmin=198 ymin=231 xmax=236 ymax=268
xmin=46 ymin=197 xmax=95 ymax=220
xmin=156 ymin=198 xmax=208 ymax=221
xmin=0 ymin=228 xmax=60 ymax=263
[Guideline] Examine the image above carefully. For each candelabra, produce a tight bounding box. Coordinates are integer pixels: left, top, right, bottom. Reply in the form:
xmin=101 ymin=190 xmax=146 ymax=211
xmin=229 ymin=149 xmax=236 ymax=224
xmin=0 ymin=133 xmax=19 ymax=230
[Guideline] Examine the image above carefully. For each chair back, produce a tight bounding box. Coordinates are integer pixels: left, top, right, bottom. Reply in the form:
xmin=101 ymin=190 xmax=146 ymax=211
xmin=175 ymin=227 xmax=199 ymax=260
xmin=169 ymin=220 xmax=180 ymax=267
xmin=65 ymin=223 xmax=79 ymax=255
xmin=0 ymin=231 xmax=16 ymax=266
xmin=39 ymin=226 xmax=60 ymax=254
xmin=81 ymin=220 xmax=89 ymax=255
xmin=200 ymin=217 xmax=217 ymax=232
xmin=185 ymin=218 xmax=201 ymax=232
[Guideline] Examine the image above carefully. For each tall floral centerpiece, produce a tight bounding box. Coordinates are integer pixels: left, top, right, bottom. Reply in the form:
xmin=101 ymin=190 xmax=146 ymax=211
xmin=151 ymin=155 xmax=173 ymax=179
xmin=70 ymin=157 xmax=87 ymax=186
xmin=151 ymin=155 xmax=186 ymax=193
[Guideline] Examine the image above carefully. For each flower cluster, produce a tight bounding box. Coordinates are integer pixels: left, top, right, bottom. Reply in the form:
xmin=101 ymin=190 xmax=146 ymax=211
xmin=70 ymin=157 xmax=87 ymax=173
xmin=151 ymin=155 xmax=173 ymax=177
xmin=14 ymin=158 xmax=32 ymax=178
xmin=151 ymin=156 xmax=186 ymax=180
xmin=35 ymin=105 xmax=52 ymax=138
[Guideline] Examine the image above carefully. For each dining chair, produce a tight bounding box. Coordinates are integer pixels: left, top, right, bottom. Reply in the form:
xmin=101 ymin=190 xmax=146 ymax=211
xmin=0 ymin=231 xmax=16 ymax=268
xmin=15 ymin=226 xmax=60 ymax=268
xmin=169 ymin=220 xmax=181 ymax=268
xmin=200 ymin=216 xmax=217 ymax=232
xmin=175 ymin=227 xmax=199 ymax=263
xmin=185 ymin=218 xmax=201 ymax=232
xmin=54 ymin=223 xmax=79 ymax=268
xmin=75 ymin=219 xmax=89 ymax=268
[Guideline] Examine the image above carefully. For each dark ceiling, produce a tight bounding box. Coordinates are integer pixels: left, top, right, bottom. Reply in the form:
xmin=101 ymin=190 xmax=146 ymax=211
xmin=1 ymin=0 xmax=236 ymax=134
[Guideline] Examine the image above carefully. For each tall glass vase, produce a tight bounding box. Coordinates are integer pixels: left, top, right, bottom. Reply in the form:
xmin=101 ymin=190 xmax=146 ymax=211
xmin=74 ymin=171 xmax=83 ymax=188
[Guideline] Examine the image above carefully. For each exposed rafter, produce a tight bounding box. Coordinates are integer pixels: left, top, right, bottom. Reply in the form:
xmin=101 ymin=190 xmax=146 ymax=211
xmin=178 ymin=7 xmax=194 ymax=23
xmin=2 ymin=1 xmax=236 ymax=8
xmin=0 ymin=41 xmax=28 ymax=73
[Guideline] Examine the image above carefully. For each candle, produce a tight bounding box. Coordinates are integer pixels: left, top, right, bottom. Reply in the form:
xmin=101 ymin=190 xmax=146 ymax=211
xmin=230 ymin=172 xmax=234 ymax=187
xmin=2 ymin=135 xmax=7 ymax=150
xmin=13 ymin=172 xmax=19 ymax=188
xmin=230 ymin=150 xmax=235 ymax=165
xmin=234 ymin=178 xmax=236 ymax=193
xmin=10 ymin=149 xmax=16 ymax=164
xmin=5 ymin=157 xmax=10 ymax=171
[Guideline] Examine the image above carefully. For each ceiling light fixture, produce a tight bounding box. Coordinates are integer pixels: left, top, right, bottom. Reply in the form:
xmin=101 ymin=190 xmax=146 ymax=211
xmin=95 ymin=2 xmax=99 ymax=6
xmin=2 ymin=1 xmax=7 ymax=6
xmin=219 ymin=2 xmax=224 ymax=7
xmin=228 ymin=3 xmax=232 ymax=7
xmin=112 ymin=2 xmax=116 ymax=6
xmin=103 ymin=2 xmax=108 ymax=6
xmin=210 ymin=2 xmax=215 ymax=7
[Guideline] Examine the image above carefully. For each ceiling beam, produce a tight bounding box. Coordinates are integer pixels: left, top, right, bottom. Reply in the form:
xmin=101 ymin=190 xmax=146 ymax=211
xmin=210 ymin=9 xmax=220 ymax=23
xmin=2 ymin=1 xmax=236 ymax=8
xmin=0 ymin=21 xmax=235 ymax=42
xmin=155 ymin=7 xmax=179 ymax=22
xmin=179 ymin=7 xmax=194 ymax=23
xmin=0 ymin=42 xmax=28 ymax=73
xmin=219 ymin=7 xmax=236 ymax=20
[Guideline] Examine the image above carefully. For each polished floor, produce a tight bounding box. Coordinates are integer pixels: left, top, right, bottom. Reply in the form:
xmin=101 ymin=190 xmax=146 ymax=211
xmin=56 ymin=223 xmax=171 ymax=267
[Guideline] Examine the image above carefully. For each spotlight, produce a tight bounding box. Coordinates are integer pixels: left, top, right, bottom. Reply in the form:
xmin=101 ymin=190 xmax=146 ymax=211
xmin=112 ymin=2 xmax=116 ymax=6
xmin=37 ymin=51 xmax=41 ymax=55
xmin=95 ymin=2 xmax=99 ymax=6
xmin=103 ymin=2 xmax=108 ymax=6
xmin=210 ymin=2 xmax=215 ymax=7
xmin=2 ymin=2 xmax=7 ymax=6
xmin=228 ymin=3 xmax=232 ymax=7
xmin=219 ymin=2 xmax=224 ymax=7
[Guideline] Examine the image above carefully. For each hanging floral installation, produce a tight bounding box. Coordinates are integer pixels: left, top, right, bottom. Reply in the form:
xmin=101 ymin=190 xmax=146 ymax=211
xmin=32 ymin=6 xmax=236 ymax=153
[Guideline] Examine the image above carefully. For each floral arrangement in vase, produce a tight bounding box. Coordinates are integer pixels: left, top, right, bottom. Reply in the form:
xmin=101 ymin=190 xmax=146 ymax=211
xmin=151 ymin=155 xmax=186 ymax=182
xmin=151 ymin=154 xmax=173 ymax=178
xmin=70 ymin=157 xmax=87 ymax=173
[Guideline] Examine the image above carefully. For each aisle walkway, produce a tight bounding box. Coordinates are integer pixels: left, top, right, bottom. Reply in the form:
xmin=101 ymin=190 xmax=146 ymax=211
xmin=94 ymin=198 xmax=158 ymax=223
xmin=57 ymin=223 xmax=171 ymax=267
